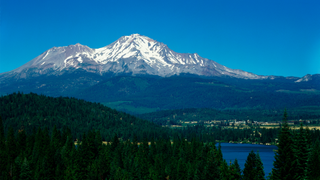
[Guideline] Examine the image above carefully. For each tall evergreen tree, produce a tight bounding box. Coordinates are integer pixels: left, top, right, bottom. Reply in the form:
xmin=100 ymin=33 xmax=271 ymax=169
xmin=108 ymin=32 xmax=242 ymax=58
xmin=20 ymin=158 xmax=33 ymax=180
xmin=271 ymin=109 xmax=296 ymax=180
xmin=17 ymin=130 xmax=27 ymax=156
xmin=0 ymin=115 xmax=7 ymax=179
xmin=0 ymin=115 xmax=4 ymax=142
xmin=243 ymin=150 xmax=257 ymax=180
xmin=255 ymin=152 xmax=265 ymax=180
xmin=204 ymin=143 xmax=220 ymax=180
xmin=308 ymin=140 xmax=320 ymax=180
xmin=219 ymin=160 xmax=230 ymax=180
xmin=292 ymin=123 xmax=310 ymax=180
xmin=230 ymin=159 xmax=242 ymax=180
xmin=6 ymin=127 xmax=18 ymax=178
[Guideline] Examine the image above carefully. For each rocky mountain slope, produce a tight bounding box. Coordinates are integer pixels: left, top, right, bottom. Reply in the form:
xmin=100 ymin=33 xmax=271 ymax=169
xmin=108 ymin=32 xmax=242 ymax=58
xmin=1 ymin=34 xmax=267 ymax=81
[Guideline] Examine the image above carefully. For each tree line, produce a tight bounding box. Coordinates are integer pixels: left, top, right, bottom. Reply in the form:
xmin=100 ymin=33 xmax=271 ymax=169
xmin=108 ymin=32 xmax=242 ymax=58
xmin=1 ymin=111 xmax=320 ymax=179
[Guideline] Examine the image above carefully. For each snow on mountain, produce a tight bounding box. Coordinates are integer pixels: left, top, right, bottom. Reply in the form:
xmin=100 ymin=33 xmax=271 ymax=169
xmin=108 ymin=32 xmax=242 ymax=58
xmin=4 ymin=34 xmax=268 ymax=79
xmin=295 ymin=74 xmax=316 ymax=83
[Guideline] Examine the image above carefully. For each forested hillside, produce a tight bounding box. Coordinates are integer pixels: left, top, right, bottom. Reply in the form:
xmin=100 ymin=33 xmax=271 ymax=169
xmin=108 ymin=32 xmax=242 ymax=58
xmin=73 ymin=76 xmax=320 ymax=114
xmin=0 ymin=92 xmax=171 ymax=141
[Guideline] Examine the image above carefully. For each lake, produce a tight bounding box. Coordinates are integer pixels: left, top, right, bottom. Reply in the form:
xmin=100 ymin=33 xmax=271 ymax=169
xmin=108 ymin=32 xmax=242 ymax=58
xmin=218 ymin=143 xmax=278 ymax=176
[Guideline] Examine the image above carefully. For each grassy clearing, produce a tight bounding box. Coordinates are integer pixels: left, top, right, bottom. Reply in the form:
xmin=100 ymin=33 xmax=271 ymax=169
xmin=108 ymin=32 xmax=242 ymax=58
xmin=276 ymin=89 xmax=320 ymax=94
xmin=101 ymin=101 xmax=159 ymax=114
xmin=260 ymin=125 xmax=320 ymax=130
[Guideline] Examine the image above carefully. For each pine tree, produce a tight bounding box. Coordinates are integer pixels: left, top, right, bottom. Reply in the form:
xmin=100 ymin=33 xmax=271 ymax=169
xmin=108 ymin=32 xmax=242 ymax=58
xmin=7 ymin=127 xmax=18 ymax=178
xmin=256 ymin=152 xmax=265 ymax=180
xmin=204 ymin=143 xmax=220 ymax=180
xmin=73 ymin=148 xmax=88 ymax=180
xmin=0 ymin=115 xmax=4 ymax=143
xmin=96 ymin=146 xmax=111 ymax=180
xmin=243 ymin=150 xmax=257 ymax=180
xmin=292 ymin=123 xmax=310 ymax=180
xmin=51 ymin=125 xmax=61 ymax=149
xmin=12 ymin=155 xmax=23 ymax=180
xmin=271 ymin=109 xmax=296 ymax=180
xmin=186 ymin=162 xmax=195 ymax=180
xmin=176 ymin=157 xmax=187 ymax=180
xmin=111 ymin=133 xmax=120 ymax=152
xmin=308 ymin=140 xmax=320 ymax=180
xmin=216 ymin=142 xmax=223 ymax=167
xmin=17 ymin=129 xmax=27 ymax=156
xmin=230 ymin=159 xmax=242 ymax=180
xmin=220 ymin=160 xmax=230 ymax=180
xmin=136 ymin=141 xmax=150 ymax=180
xmin=20 ymin=158 xmax=33 ymax=180
xmin=0 ymin=115 xmax=7 ymax=179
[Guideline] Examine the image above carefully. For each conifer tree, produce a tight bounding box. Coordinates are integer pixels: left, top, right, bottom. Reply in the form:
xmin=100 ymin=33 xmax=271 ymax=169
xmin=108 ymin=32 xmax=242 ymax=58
xmin=61 ymin=135 xmax=74 ymax=168
xmin=44 ymin=143 xmax=57 ymax=179
xmin=0 ymin=115 xmax=4 ymax=143
xmin=7 ymin=127 xmax=18 ymax=178
xmin=153 ymin=154 xmax=166 ymax=180
xmin=96 ymin=146 xmax=111 ymax=180
xmin=20 ymin=158 xmax=33 ymax=180
xmin=111 ymin=133 xmax=120 ymax=152
xmin=0 ymin=115 xmax=7 ymax=178
xmin=243 ymin=150 xmax=257 ymax=180
xmin=136 ymin=141 xmax=150 ymax=180
xmin=271 ymin=109 xmax=296 ymax=180
xmin=292 ymin=123 xmax=310 ymax=180
xmin=308 ymin=140 xmax=320 ymax=180
xmin=216 ymin=142 xmax=223 ymax=167
xmin=230 ymin=159 xmax=242 ymax=180
xmin=17 ymin=129 xmax=27 ymax=155
xmin=186 ymin=162 xmax=195 ymax=180
xmin=73 ymin=147 xmax=88 ymax=180
xmin=194 ymin=160 xmax=205 ymax=180
xmin=220 ymin=160 xmax=230 ymax=180
xmin=204 ymin=143 xmax=221 ymax=180
xmin=51 ymin=125 xmax=61 ymax=149
xmin=12 ymin=155 xmax=23 ymax=180
xmin=256 ymin=152 xmax=265 ymax=180
xmin=176 ymin=157 xmax=187 ymax=180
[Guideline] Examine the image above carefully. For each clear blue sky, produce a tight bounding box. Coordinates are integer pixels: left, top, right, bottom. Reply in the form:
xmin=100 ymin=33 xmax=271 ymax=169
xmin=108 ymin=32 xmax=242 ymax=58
xmin=1 ymin=0 xmax=320 ymax=77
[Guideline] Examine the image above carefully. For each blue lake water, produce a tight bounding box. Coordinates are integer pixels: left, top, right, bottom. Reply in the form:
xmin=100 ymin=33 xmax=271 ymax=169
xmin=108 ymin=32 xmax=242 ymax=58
xmin=218 ymin=143 xmax=278 ymax=176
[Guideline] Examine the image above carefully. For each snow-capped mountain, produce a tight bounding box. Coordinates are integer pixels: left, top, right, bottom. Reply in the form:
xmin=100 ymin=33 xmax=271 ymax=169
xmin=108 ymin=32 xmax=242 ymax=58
xmin=1 ymin=34 xmax=267 ymax=80
xmin=295 ymin=74 xmax=313 ymax=83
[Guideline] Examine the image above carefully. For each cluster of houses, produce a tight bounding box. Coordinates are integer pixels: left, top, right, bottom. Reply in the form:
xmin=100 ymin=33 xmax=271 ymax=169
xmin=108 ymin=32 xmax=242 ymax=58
xmin=176 ymin=119 xmax=312 ymax=127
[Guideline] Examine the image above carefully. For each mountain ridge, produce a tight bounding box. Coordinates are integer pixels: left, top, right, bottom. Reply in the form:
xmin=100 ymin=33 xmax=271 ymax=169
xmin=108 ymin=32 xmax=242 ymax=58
xmin=1 ymin=34 xmax=268 ymax=80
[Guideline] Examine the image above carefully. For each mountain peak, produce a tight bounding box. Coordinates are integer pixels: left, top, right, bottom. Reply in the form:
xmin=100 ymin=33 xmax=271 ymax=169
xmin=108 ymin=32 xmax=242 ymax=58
xmin=5 ymin=34 xmax=267 ymax=79
xmin=127 ymin=33 xmax=149 ymax=39
xmin=130 ymin=33 xmax=143 ymax=37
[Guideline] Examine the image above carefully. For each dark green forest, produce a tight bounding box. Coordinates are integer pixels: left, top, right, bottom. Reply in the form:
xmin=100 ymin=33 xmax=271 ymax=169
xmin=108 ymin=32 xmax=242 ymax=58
xmin=1 ymin=93 xmax=320 ymax=179
xmin=75 ymin=76 xmax=320 ymax=112
xmin=1 ymin=114 xmax=320 ymax=179
xmin=0 ymin=92 xmax=172 ymax=141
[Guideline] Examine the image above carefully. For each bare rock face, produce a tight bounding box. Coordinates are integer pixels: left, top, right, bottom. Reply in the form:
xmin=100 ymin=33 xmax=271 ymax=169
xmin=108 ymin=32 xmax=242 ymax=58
xmin=1 ymin=34 xmax=269 ymax=81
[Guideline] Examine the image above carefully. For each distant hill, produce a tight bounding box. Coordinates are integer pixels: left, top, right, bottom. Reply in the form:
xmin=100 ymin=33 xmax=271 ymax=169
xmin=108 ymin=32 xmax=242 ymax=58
xmin=74 ymin=75 xmax=320 ymax=114
xmin=0 ymin=92 xmax=171 ymax=140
